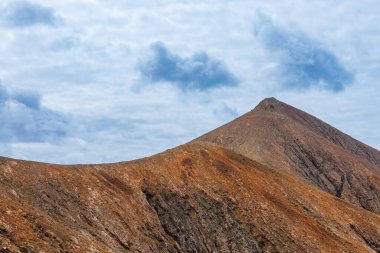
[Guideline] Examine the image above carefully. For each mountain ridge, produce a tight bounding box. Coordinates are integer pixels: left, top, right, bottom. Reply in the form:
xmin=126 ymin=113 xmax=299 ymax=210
xmin=1 ymin=142 xmax=380 ymax=252
xmin=1 ymin=98 xmax=380 ymax=252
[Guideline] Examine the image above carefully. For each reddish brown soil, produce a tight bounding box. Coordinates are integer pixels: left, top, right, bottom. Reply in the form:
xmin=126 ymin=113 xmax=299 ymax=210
xmin=1 ymin=143 xmax=380 ymax=252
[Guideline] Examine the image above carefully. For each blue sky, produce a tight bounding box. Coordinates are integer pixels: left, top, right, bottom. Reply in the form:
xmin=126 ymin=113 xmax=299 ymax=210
xmin=0 ymin=0 xmax=379 ymax=164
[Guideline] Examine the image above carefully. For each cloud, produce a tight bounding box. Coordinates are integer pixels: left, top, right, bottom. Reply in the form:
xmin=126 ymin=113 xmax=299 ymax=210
xmin=213 ymin=104 xmax=239 ymax=120
xmin=254 ymin=11 xmax=354 ymax=92
xmin=0 ymin=85 xmax=9 ymax=106
xmin=0 ymin=84 xmax=69 ymax=143
xmin=49 ymin=37 xmax=79 ymax=51
xmin=0 ymin=1 xmax=378 ymax=163
xmin=139 ymin=42 xmax=238 ymax=91
xmin=1 ymin=1 xmax=58 ymax=27
xmin=11 ymin=90 xmax=41 ymax=109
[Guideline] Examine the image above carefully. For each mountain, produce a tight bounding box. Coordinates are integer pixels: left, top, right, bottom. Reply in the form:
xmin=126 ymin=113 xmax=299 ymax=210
xmin=195 ymin=98 xmax=380 ymax=214
xmin=1 ymin=143 xmax=380 ymax=252
xmin=1 ymin=98 xmax=380 ymax=252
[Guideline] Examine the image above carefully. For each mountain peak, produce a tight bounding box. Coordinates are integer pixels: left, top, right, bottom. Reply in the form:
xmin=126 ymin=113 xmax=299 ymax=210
xmin=258 ymin=97 xmax=280 ymax=105
xmin=253 ymin=97 xmax=288 ymax=113
xmin=195 ymin=98 xmax=380 ymax=214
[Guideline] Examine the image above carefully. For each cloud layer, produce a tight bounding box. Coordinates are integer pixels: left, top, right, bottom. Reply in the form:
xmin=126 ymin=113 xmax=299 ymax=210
xmin=139 ymin=42 xmax=238 ymax=91
xmin=0 ymin=84 xmax=68 ymax=143
xmin=254 ymin=12 xmax=354 ymax=92
xmin=0 ymin=1 xmax=379 ymax=163
xmin=1 ymin=1 xmax=58 ymax=27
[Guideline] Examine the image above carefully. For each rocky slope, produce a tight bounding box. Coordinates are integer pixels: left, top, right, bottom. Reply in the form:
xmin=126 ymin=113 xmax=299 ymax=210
xmin=195 ymin=98 xmax=380 ymax=214
xmin=1 ymin=143 xmax=380 ymax=252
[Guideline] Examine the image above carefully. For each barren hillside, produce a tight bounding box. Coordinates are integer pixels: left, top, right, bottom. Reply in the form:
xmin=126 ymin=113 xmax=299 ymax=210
xmin=1 ymin=98 xmax=380 ymax=252
xmin=196 ymin=98 xmax=380 ymax=214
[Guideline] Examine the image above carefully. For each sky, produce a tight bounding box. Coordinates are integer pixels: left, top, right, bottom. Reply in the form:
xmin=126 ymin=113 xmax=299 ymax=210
xmin=0 ymin=0 xmax=379 ymax=164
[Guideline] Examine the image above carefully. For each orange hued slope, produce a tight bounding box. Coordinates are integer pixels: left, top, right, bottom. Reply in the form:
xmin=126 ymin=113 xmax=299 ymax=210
xmin=1 ymin=98 xmax=380 ymax=252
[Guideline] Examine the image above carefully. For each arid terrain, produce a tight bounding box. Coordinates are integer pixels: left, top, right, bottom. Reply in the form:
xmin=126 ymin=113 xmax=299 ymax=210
xmin=196 ymin=98 xmax=380 ymax=214
xmin=1 ymin=98 xmax=380 ymax=252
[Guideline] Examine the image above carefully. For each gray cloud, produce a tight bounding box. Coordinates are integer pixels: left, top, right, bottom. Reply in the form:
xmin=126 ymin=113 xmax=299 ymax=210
xmin=0 ymin=84 xmax=69 ymax=143
xmin=139 ymin=42 xmax=238 ymax=91
xmin=11 ymin=90 xmax=41 ymax=109
xmin=0 ymin=85 xmax=9 ymax=106
xmin=254 ymin=12 xmax=354 ymax=92
xmin=1 ymin=1 xmax=58 ymax=27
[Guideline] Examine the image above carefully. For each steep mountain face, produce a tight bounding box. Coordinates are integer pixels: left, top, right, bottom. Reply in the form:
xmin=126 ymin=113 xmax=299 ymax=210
xmin=1 ymin=142 xmax=380 ymax=253
xmin=195 ymin=98 xmax=380 ymax=214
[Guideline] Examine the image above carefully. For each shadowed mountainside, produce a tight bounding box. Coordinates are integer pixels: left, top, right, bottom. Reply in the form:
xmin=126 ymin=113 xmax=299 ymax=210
xmin=195 ymin=98 xmax=380 ymax=214
xmin=1 ymin=142 xmax=380 ymax=252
